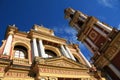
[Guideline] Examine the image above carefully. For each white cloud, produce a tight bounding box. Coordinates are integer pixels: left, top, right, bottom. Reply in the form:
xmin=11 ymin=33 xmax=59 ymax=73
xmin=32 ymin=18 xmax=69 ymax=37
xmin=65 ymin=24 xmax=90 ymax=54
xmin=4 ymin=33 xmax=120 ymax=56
xmin=96 ymin=16 xmax=106 ymax=21
xmin=53 ymin=25 xmax=79 ymax=44
xmin=97 ymin=0 xmax=119 ymax=8
xmin=52 ymin=25 xmax=92 ymax=60
xmin=117 ymin=24 xmax=120 ymax=30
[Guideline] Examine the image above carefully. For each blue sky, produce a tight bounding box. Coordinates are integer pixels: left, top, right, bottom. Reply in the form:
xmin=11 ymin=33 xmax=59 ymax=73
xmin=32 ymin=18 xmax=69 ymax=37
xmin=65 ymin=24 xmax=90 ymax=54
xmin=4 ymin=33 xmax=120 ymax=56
xmin=0 ymin=0 xmax=120 ymax=60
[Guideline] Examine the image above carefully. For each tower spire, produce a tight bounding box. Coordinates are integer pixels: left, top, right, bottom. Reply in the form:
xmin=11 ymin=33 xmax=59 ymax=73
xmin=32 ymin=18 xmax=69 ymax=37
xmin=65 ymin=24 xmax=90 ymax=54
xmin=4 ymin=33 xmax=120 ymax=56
xmin=64 ymin=8 xmax=120 ymax=80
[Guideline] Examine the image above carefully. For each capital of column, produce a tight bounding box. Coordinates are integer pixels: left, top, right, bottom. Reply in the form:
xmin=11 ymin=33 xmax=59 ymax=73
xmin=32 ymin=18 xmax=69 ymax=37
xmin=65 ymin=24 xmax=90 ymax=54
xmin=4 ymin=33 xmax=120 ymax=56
xmin=38 ymin=38 xmax=42 ymax=41
xmin=8 ymin=28 xmax=17 ymax=35
xmin=8 ymin=30 xmax=14 ymax=35
xmin=31 ymin=37 xmax=37 ymax=40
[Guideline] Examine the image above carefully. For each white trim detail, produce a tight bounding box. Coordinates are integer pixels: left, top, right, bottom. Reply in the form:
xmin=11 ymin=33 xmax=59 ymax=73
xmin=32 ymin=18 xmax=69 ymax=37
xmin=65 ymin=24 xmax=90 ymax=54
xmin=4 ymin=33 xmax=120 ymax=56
xmin=93 ymin=26 xmax=107 ymax=38
xmin=3 ymin=34 xmax=13 ymax=55
xmin=96 ymin=21 xmax=112 ymax=33
xmin=80 ymin=13 xmax=87 ymax=19
xmin=79 ymin=17 xmax=85 ymax=22
xmin=86 ymin=38 xmax=98 ymax=49
xmin=65 ymin=46 xmax=76 ymax=61
xmin=79 ymin=50 xmax=92 ymax=67
xmin=108 ymin=64 xmax=120 ymax=79
xmin=38 ymin=39 xmax=47 ymax=58
xmin=32 ymin=38 xmax=39 ymax=57
xmin=60 ymin=45 xmax=71 ymax=58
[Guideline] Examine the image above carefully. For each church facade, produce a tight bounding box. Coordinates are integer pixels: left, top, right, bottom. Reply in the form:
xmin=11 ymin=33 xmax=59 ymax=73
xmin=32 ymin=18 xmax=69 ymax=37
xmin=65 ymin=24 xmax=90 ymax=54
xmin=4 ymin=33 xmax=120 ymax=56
xmin=0 ymin=25 xmax=101 ymax=80
xmin=64 ymin=8 xmax=120 ymax=80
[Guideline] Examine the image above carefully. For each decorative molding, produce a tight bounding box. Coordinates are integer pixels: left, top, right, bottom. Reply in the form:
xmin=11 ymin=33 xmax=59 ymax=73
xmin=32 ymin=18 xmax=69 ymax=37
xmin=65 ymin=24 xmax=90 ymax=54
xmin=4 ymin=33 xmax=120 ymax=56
xmin=88 ymin=30 xmax=98 ymax=41
xmin=13 ymin=58 xmax=29 ymax=65
xmin=95 ymin=32 xmax=120 ymax=68
xmin=44 ymin=45 xmax=61 ymax=57
xmin=14 ymin=35 xmax=30 ymax=45
xmin=39 ymin=67 xmax=89 ymax=76
xmin=30 ymin=31 xmax=67 ymax=45
xmin=35 ymin=57 xmax=86 ymax=69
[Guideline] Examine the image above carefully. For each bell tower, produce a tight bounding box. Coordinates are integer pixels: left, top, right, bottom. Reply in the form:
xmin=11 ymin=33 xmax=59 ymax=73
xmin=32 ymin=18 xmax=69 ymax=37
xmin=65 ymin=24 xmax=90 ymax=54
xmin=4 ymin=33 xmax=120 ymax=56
xmin=64 ymin=8 xmax=118 ymax=55
xmin=64 ymin=8 xmax=120 ymax=80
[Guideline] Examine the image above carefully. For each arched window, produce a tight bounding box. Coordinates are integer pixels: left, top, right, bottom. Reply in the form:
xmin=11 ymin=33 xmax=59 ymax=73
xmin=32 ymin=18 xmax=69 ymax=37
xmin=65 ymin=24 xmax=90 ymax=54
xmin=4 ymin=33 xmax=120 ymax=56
xmin=14 ymin=45 xmax=27 ymax=59
xmin=45 ymin=50 xmax=57 ymax=58
xmin=14 ymin=50 xmax=25 ymax=59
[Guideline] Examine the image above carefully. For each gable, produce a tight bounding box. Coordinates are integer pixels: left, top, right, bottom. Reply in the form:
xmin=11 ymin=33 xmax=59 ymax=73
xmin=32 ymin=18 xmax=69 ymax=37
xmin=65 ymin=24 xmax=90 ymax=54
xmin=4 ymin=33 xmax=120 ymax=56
xmin=36 ymin=56 xmax=88 ymax=69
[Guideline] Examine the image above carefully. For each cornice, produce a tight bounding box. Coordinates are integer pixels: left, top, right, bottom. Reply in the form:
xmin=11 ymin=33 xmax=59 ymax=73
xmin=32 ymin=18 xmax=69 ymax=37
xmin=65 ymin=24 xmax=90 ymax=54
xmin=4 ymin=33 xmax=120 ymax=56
xmin=15 ymin=31 xmax=28 ymax=38
xmin=5 ymin=26 xmax=18 ymax=38
xmin=34 ymin=56 xmax=88 ymax=70
xmin=29 ymin=29 xmax=67 ymax=45
xmin=94 ymin=32 xmax=120 ymax=68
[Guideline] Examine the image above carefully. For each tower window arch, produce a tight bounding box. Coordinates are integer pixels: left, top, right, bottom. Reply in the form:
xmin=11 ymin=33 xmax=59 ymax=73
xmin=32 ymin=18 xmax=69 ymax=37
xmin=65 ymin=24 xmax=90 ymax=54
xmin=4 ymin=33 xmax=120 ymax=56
xmin=74 ymin=57 xmax=80 ymax=63
xmin=45 ymin=49 xmax=57 ymax=58
xmin=73 ymin=55 xmax=81 ymax=63
xmin=14 ymin=45 xmax=28 ymax=59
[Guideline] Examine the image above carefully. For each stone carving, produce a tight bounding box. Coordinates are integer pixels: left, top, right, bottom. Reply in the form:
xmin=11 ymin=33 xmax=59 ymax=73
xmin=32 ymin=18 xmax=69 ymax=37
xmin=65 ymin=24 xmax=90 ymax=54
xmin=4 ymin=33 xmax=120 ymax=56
xmin=5 ymin=72 xmax=29 ymax=78
xmin=96 ymin=32 xmax=120 ymax=68
xmin=39 ymin=67 xmax=88 ymax=75
xmin=45 ymin=58 xmax=83 ymax=68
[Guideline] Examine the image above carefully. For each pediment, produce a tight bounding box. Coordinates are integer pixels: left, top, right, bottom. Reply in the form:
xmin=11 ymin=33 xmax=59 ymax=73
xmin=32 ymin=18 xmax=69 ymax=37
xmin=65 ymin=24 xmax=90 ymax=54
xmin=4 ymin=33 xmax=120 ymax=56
xmin=43 ymin=56 xmax=87 ymax=69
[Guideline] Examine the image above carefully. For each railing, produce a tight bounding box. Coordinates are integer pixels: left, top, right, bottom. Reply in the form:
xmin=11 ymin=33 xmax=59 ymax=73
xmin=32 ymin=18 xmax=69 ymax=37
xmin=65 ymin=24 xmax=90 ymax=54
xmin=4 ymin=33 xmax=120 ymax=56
xmin=13 ymin=58 xmax=29 ymax=65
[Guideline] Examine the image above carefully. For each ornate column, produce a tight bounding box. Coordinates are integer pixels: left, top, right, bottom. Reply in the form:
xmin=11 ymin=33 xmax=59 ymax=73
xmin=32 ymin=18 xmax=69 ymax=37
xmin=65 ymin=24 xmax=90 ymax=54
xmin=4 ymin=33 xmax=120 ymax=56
xmin=60 ymin=45 xmax=71 ymax=58
xmin=108 ymin=64 xmax=120 ymax=79
xmin=3 ymin=30 xmax=14 ymax=55
xmin=38 ymin=39 xmax=47 ymax=58
xmin=65 ymin=46 xmax=76 ymax=61
xmin=32 ymin=38 xmax=39 ymax=57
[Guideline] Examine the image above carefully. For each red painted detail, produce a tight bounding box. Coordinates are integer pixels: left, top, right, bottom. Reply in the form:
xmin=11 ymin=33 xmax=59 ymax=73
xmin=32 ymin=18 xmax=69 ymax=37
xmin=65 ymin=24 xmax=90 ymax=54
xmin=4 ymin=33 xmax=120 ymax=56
xmin=95 ymin=35 xmax=106 ymax=48
xmin=0 ymin=48 xmax=3 ymax=55
xmin=88 ymin=29 xmax=99 ymax=42
xmin=95 ymin=24 xmax=109 ymax=34
xmin=112 ymin=51 xmax=120 ymax=71
xmin=30 ymin=50 xmax=32 ymax=63
xmin=9 ymin=46 xmax=13 ymax=59
xmin=1 ymin=40 xmax=7 ymax=55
